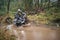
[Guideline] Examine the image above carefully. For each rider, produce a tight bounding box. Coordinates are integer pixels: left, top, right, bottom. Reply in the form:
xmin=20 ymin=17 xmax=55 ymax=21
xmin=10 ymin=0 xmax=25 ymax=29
xmin=14 ymin=9 xmax=26 ymax=26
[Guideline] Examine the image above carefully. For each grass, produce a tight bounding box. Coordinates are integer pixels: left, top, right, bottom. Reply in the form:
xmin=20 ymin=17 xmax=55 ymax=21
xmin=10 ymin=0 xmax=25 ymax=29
xmin=27 ymin=13 xmax=49 ymax=24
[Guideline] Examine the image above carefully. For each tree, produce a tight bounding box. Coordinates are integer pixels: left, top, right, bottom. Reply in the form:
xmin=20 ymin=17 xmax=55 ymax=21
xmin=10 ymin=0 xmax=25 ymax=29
xmin=7 ymin=0 xmax=11 ymax=14
xmin=0 ymin=0 xmax=7 ymax=15
xmin=48 ymin=0 xmax=50 ymax=10
xmin=22 ymin=0 xmax=33 ymax=11
xmin=40 ymin=0 xmax=43 ymax=8
xmin=57 ymin=0 xmax=60 ymax=7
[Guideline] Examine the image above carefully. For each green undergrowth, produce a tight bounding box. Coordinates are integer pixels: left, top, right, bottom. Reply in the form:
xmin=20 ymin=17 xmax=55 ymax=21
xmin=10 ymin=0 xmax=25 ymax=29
xmin=28 ymin=12 xmax=60 ymax=25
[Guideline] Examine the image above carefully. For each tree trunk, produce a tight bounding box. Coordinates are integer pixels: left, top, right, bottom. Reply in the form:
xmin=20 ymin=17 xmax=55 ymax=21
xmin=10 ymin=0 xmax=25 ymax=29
xmin=48 ymin=0 xmax=50 ymax=10
xmin=18 ymin=0 xmax=21 ymax=9
xmin=41 ymin=0 xmax=43 ymax=8
xmin=24 ymin=0 xmax=28 ymax=11
xmin=37 ymin=0 xmax=39 ymax=8
xmin=7 ymin=0 xmax=10 ymax=14
xmin=57 ymin=0 xmax=60 ymax=7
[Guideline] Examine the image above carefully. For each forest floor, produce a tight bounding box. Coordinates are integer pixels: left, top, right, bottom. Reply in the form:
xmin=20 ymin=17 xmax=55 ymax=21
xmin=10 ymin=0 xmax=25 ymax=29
xmin=0 ymin=14 xmax=60 ymax=40
xmin=6 ymin=21 xmax=60 ymax=40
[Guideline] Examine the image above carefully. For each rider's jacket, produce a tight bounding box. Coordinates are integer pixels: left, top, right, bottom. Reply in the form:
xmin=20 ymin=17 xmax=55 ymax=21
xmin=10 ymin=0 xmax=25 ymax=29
xmin=15 ymin=12 xmax=26 ymax=18
xmin=14 ymin=12 xmax=26 ymax=24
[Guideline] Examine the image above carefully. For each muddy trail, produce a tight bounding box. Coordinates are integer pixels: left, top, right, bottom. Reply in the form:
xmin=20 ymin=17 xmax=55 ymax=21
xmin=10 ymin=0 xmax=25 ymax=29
xmin=6 ymin=22 xmax=60 ymax=40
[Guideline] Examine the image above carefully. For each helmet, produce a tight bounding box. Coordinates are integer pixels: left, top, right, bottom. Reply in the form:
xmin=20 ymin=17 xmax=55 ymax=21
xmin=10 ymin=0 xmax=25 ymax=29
xmin=18 ymin=9 xmax=22 ymax=12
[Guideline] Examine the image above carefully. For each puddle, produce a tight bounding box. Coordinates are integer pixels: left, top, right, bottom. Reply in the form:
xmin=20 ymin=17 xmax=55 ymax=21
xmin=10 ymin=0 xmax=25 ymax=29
xmin=6 ymin=24 xmax=58 ymax=40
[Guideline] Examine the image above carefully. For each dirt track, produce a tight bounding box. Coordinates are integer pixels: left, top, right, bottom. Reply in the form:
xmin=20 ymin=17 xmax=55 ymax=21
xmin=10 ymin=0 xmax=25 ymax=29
xmin=6 ymin=23 xmax=60 ymax=40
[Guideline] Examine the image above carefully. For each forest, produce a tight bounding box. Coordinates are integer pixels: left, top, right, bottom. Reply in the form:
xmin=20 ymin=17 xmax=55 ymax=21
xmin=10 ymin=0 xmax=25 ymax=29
xmin=0 ymin=0 xmax=60 ymax=40
xmin=0 ymin=0 xmax=60 ymax=25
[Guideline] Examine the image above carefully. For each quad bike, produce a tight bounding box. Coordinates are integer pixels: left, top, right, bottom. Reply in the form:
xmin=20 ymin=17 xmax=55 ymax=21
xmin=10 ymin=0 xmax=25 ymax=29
xmin=13 ymin=16 xmax=28 ymax=26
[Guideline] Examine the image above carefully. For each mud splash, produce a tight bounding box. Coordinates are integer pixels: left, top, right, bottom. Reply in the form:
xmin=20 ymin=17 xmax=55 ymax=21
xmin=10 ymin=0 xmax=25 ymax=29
xmin=6 ymin=24 xmax=26 ymax=40
xmin=6 ymin=24 xmax=58 ymax=40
